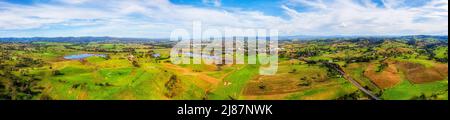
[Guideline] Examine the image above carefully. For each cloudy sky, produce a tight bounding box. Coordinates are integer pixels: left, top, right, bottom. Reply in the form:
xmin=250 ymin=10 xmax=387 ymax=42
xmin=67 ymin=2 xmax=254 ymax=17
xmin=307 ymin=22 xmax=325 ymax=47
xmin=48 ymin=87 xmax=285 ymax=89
xmin=0 ymin=0 xmax=448 ymax=38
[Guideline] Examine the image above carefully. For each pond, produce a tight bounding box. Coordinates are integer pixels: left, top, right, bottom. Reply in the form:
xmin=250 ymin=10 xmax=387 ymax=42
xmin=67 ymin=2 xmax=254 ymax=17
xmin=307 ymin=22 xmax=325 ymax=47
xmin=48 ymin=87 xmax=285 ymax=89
xmin=64 ymin=54 xmax=107 ymax=60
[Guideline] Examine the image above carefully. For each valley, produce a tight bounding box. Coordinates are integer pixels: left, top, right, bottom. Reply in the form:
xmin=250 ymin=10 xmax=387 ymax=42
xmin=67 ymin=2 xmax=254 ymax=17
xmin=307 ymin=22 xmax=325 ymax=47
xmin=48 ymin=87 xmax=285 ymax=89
xmin=0 ymin=36 xmax=447 ymax=100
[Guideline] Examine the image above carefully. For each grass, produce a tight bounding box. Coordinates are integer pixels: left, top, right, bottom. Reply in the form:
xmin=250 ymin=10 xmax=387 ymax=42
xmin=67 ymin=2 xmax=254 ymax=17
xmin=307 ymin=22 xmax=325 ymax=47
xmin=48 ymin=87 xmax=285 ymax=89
xmin=179 ymin=64 xmax=213 ymax=72
xmin=434 ymin=46 xmax=448 ymax=59
xmin=285 ymin=88 xmax=327 ymax=100
xmin=344 ymin=63 xmax=381 ymax=92
xmin=207 ymin=66 xmax=237 ymax=79
xmin=109 ymin=68 xmax=171 ymax=100
xmin=285 ymin=78 xmax=358 ymax=100
xmin=153 ymin=48 xmax=171 ymax=58
xmin=394 ymin=58 xmax=435 ymax=68
xmin=171 ymin=75 xmax=208 ymax=100
xmin=45 ymin=65 xmax=175 ymax=100
xmin=3 ymin=41 xmax=446 ymax=100
xmin=97 ymin=59 xmax=133 ymax=68
xmin=98 ymin=67 xmax=133 ymax=84
xmin=39 ymin=53 xmax=173 ymax=99
xmin=50 ymin=57 xmax=209 ymax=100
xmin=86 ymin=56 xmax=107 ymax=63
xmin=382 ymin=78 xmax=448 ymax=100
xmin=59 ymin=66 xmax=91 ymax=75
xmin=47 ymin=57 xmax=209 ymax=100
xmin=209 ymin=64 xmax=260 ymax=100
xmin=307 ymin=56 xmax=332 ymax=61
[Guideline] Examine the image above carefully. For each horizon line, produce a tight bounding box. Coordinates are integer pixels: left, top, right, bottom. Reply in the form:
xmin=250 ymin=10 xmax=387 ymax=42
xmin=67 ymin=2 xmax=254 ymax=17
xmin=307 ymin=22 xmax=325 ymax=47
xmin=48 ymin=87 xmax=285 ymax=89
xmin=0 ymin=34 xmax=448 ymax=39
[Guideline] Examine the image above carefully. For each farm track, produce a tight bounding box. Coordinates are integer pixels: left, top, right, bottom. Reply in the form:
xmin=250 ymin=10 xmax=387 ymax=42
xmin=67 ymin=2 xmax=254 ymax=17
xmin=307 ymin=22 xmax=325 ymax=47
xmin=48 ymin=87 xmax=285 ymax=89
xmin=161 ymin=63 xmax=220 ymax=85
xmin=219 ymin=65 xmax=246 ymax=82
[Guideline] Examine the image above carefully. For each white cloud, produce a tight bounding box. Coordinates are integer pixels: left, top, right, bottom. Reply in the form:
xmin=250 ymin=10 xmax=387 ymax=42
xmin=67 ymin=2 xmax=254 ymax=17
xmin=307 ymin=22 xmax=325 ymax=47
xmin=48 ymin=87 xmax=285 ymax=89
xmin=59 ymin=0 xmax=90 ymax=4
xmin=0 ymin=0 xmax=447 ymax=37
xmin=0 ymin=1 xmax=117 ymax=30
xmin=282 ymin=0 xmax=448 ymax=35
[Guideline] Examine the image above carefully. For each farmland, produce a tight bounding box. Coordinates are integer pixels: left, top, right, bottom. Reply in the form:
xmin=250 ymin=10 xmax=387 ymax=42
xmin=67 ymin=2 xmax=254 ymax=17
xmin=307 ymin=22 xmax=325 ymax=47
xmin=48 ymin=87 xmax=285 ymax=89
xmin=0 ymin=35 xmax=448 ymax=100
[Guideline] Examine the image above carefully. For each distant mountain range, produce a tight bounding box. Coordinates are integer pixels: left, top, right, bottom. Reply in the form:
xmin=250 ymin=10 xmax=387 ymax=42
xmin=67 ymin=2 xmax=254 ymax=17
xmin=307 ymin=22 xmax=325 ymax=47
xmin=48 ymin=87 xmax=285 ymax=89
xmin=0 ymin=37 xmax=166 ymax=43
xmin=0 ymin=35 xmax=447 ymax=43
xmin=280 ymin=35 xmax=448 ymax=40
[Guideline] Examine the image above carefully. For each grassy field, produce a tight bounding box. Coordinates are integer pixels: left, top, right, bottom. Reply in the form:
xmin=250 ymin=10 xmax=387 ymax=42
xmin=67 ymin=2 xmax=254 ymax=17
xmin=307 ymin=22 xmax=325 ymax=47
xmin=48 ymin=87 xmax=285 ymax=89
xmin=26 ymin=46 xmax=450 ymax=100
xmin=209 ymin=64 xmax=260 ymax=100
xmin=36 ymin=52 xmax=210 ymax=100
xmin=434 ymin=46 xmax=448 ymax=59
xmin=285 ymin=78 xmax=358 ymax=100
xmin=382 ymin=78 xmax=448 ymax=100
xmin=1 ymin=37 xmax=448 ymax=100
xmin=343 ymin=63 xmax=381 ymax=93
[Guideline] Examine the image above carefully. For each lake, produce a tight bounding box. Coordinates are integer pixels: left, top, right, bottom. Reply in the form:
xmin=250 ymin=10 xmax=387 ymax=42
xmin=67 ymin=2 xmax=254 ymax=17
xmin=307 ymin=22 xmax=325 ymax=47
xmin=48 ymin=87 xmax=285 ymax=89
xmin=64 ymin=54 xmax=106 ymax=60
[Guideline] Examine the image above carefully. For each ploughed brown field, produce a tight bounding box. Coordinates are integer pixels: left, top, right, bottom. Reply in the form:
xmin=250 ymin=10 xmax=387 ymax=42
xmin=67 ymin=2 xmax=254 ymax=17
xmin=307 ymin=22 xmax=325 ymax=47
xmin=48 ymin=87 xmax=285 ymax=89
xmin=396 ymin=62 xmax=448 ymax=84
xmin=364 ymin=61 xmax=402 ymax=89
xmin=364 ymin=60 xmax=448 ymax=88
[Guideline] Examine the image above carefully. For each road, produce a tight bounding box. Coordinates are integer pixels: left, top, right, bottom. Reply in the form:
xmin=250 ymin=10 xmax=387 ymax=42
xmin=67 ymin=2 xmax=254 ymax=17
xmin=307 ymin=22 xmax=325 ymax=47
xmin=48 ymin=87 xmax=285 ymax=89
xmin=324 ymin=62 xmax=381 ymax=100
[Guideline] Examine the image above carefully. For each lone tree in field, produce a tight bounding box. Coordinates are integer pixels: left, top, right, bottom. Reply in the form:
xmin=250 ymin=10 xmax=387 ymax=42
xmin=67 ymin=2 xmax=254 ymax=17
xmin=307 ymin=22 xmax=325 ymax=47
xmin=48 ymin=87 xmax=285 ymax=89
xmin=52 ymin=70 xmax=64 ymax=76
xmin=289 ymin=68 xmax=297 ymax=73
xmin=165 ymin=75 xmax=182 ymax=98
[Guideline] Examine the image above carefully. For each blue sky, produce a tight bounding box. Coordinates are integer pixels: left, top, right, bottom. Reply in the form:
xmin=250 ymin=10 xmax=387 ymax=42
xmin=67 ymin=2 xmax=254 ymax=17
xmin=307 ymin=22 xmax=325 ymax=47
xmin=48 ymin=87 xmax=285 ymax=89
xmin=0 ymin=0 xmax=448 ymax=38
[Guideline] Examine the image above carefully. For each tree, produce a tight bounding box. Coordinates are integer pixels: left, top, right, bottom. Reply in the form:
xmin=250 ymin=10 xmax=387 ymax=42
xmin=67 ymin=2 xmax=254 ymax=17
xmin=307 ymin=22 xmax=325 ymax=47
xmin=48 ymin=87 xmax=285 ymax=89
xmin=132 ymin=60 xmax=140 ymax=67
xmin=104 ymin=55 xmax=111 ymax=60
xmin=52 ymin=70 xmax=64 ymax=76
xmin=289 ymin=68 xmax=297 ymax=73
xmin=165 ymin=75 xmax=182 ymax=98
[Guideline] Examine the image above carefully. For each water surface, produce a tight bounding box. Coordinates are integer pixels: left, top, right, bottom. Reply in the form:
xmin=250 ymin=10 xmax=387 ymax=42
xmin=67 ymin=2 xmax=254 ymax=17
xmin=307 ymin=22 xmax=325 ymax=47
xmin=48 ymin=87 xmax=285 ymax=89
xmin=64 ymin=54 xmax=106 ymax=60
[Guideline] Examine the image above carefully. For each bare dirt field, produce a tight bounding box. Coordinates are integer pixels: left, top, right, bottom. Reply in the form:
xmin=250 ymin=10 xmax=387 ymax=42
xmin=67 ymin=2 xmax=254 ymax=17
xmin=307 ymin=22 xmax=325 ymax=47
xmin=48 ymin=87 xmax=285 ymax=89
xmin=364 ymin=61 xmax=401 ymax=88
xmin=396 ymin=61 xmax=448 ymax=84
